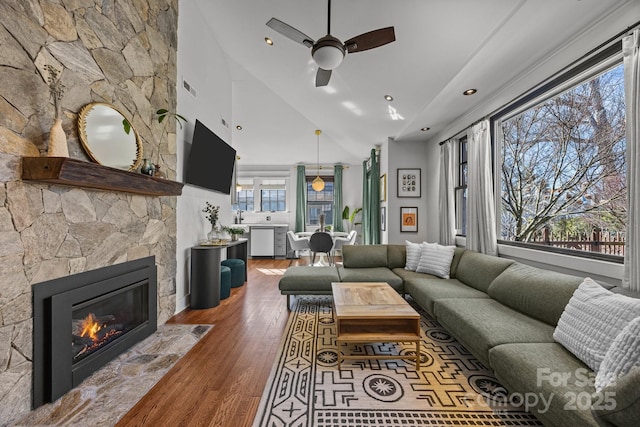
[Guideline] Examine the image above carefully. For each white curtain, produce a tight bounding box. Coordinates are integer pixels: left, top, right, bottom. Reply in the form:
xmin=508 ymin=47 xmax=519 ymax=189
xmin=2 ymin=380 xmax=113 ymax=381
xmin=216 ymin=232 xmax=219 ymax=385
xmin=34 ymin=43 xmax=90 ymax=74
xmin=466 ymin=120 xmax=498 ymax=255
xmin=438 ymin=140 xmax=456 ymax=245
xmin=623 ymin=29 xmax=640 ymax=291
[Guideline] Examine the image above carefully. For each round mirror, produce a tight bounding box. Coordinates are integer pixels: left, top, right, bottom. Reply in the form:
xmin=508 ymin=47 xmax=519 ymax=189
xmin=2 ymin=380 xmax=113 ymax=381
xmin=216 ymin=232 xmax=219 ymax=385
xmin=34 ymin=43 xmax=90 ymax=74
xmin=78 ymin=102 xmax=143 ymax=171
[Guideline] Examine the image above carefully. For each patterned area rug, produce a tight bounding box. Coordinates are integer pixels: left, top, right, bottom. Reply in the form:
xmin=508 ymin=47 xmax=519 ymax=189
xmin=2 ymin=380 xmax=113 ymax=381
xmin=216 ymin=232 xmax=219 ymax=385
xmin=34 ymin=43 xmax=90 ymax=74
xmin=253 ymin=297 xmax=541 ymax=427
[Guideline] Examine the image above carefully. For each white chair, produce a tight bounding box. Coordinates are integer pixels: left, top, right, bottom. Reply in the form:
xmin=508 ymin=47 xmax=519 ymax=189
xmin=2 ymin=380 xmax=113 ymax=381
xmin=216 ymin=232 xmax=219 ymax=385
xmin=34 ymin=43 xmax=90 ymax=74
xmin=332 ymin=230 xmax=357 ymax=256
xmin=287 ymin=231 xmax=310 ymax=259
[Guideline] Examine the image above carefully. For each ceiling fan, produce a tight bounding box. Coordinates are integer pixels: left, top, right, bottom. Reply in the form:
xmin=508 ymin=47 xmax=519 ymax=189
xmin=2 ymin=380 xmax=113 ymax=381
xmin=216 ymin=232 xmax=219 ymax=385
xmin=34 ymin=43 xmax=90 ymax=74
xmin=266 ymin=0 xmax=395 ymax=87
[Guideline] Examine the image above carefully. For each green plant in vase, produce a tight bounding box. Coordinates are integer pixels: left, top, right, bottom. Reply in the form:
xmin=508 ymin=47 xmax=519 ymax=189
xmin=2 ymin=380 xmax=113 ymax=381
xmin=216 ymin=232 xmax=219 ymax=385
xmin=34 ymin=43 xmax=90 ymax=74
xmin=223 ymin=226 xmax=245 ymax=241
xmin=342 ymin=206 xmax=362 ymax=233
xmin=203 ymin=202 xmax=220 ymax=241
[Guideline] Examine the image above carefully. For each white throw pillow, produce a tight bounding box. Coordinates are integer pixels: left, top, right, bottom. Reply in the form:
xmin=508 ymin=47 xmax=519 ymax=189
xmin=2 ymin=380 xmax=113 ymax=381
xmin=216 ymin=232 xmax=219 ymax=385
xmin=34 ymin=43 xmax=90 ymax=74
xmin=595 ymin=316 xmax=640 ymax=392
xmin=553 ymin=278 xmax=640 ymax=372
xmin=415 ymin=242 xmax=456 ymax=279
xmin=404 ymin=240 xmax=423 ymax=271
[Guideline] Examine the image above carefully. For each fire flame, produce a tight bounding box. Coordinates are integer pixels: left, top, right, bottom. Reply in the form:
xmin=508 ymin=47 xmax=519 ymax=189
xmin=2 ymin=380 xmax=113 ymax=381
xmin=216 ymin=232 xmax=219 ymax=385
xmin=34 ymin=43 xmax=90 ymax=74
xmin=80 ymin=313 xmax=103 ymax=341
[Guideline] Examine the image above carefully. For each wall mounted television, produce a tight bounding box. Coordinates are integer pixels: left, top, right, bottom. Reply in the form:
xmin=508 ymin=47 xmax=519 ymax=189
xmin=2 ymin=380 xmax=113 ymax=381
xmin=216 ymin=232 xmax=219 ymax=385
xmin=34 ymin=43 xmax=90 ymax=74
xmin=185 ymin=119 xmax=236 ymax=194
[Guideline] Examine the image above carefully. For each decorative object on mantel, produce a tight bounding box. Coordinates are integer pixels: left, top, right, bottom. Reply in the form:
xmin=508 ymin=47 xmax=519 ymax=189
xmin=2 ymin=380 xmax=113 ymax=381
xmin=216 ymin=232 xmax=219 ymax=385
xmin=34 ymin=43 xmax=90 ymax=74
xmin=45 ymin=65 xmax=69 ymax=158
xmin=21 ymin=157 xmax=183 ymax=196
xmin=78 ymin=102 xmax=143 ymax=171
xmin=140 ymin=158 xmax=155 ymax=176
xmin=203 ymin=202 xmax=221 ymax=241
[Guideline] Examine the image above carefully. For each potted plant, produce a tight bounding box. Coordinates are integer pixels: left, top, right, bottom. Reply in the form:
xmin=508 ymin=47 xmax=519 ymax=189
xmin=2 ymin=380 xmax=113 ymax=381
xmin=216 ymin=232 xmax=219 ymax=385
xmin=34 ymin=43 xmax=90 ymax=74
xmin=223 ymin=226 xmax=245 ymax=241
xmin=342 ymin=206 xmax=362 ymax=233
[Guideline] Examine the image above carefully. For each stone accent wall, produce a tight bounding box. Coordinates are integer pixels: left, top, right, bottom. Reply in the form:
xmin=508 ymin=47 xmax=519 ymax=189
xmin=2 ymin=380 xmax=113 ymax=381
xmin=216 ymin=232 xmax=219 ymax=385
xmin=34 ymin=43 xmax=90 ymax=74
xmin=0 ymin=1 xmax=179 ymax=422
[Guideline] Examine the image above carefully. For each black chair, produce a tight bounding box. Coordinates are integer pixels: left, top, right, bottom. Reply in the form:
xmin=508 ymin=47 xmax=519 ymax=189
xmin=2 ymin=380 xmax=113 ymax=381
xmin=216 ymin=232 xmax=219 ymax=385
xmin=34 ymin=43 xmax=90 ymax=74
xmin=309 ymin=232 xmax=334 ymax=266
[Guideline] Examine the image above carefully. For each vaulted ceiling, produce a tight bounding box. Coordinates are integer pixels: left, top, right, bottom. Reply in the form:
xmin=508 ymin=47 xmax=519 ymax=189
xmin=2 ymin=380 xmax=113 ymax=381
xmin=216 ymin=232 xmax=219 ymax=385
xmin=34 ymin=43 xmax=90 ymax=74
xmin=194 ymin=0 xmax=634 ymax=166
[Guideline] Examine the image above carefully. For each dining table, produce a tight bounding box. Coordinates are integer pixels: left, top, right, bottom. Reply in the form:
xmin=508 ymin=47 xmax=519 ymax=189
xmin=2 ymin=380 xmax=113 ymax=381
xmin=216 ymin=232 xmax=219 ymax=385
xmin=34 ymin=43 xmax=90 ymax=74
xmin=295 ymin=231 xmax=349 ymax=266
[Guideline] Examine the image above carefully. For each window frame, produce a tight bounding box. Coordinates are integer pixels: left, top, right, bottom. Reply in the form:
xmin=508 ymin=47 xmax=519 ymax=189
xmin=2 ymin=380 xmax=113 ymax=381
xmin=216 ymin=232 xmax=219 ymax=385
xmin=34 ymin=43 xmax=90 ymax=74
xmin=490 ymin=41 xmax=625 ymax=264
xmin=306 ymin=175 xmax=335 ymax=226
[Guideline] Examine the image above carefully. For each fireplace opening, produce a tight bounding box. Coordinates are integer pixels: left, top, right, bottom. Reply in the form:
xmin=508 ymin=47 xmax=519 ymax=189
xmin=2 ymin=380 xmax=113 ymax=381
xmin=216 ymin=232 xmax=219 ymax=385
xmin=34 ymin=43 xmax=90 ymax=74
xmin=33 ymin=256 xmax=157 ymax=409
xmin=72 ymin=283 xmax=147 ymax=364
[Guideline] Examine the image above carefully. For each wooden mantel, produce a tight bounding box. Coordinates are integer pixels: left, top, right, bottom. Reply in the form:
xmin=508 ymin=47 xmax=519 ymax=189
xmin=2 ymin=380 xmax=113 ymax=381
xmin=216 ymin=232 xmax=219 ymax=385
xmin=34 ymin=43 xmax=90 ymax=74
xmin=21 ymin=157 xmax=183 ymax=196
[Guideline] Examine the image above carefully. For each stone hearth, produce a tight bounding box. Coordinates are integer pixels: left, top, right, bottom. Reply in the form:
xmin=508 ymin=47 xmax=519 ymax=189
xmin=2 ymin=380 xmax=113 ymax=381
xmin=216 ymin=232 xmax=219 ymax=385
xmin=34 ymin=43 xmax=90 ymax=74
xmin=13 ymin=324 xmax=211 ymax=426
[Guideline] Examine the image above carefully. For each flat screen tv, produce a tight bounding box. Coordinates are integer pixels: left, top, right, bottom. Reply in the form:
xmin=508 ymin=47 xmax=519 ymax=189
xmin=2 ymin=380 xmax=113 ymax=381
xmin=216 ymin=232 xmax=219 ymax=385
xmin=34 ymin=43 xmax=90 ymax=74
xmin=185 ymin=119 xmax=236 ymax=194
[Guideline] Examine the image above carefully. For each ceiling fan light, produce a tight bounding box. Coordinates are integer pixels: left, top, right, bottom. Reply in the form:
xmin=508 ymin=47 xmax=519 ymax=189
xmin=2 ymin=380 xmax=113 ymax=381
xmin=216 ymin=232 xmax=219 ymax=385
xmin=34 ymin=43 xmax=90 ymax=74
xmin=312 ymin=175 xmax=325 ymax=191
xmin=312 ymin=36 xmax=345 ymax=70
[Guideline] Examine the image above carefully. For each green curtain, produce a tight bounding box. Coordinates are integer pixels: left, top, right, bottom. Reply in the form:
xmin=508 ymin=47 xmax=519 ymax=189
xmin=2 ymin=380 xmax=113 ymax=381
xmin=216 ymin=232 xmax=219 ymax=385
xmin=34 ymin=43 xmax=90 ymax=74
xmin=362 ymin=159 xmax=370 ymax=243
xmin=332 ymin=165 xmax=344 ymax=232
xmin=368 ymin=149 xmax=381 ymax=244
xmin=361 ymin=151 xmax=380 ymax=245
xmin=295 ymin=165 xmax=306 ymax=232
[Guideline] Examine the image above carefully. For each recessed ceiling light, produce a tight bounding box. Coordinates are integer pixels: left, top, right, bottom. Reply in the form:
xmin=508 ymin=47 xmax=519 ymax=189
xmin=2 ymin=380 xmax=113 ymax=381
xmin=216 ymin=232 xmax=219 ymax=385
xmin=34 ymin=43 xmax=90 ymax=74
xmin=421 ymin=127 xmax=430 ymax=132
xmin=236 ymin=125 xmax=242 ymax=130
xmin=265 ymin=37 xmax=273 ymax=45
xmin=463 ymin=88 xmax=477 ymax=96
xmin=384 ymin=95 xmax=393 ymax=101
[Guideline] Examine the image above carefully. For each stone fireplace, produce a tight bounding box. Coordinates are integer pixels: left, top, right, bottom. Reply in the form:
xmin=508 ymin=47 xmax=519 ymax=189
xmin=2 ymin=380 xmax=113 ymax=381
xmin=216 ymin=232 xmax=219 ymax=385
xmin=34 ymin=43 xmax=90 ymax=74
xmin=32 ymin=257 xmax=157 ymax=408
xmin=0 ymin=1 xmax=179 ymax=423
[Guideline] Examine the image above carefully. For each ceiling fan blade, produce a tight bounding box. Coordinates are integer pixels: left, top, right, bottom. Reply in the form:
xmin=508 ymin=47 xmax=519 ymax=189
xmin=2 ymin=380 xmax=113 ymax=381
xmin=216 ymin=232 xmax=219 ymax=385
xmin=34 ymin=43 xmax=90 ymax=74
xmin=316 ymin=68 xmax=332 ymax=87
xmin=344 ymin=27 xmax=395 ymax=53
xmin=266 ymin=18 xmax=314 ymax=48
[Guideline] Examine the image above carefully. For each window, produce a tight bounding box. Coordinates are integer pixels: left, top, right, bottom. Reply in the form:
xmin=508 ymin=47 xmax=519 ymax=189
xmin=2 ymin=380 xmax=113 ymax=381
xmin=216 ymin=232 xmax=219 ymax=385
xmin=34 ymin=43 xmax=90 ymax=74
xmin=234 ymin=178 xmax=254 ymax=211
xmin=260 ymin=179 xmax=286 ymax=212
xmin=306 ymin=176 xmax=334 ymax=226
xmin=455 ymin=136 xmax=468 ymax=235
xmin=496 ymin=60 xmax=626 ymax=258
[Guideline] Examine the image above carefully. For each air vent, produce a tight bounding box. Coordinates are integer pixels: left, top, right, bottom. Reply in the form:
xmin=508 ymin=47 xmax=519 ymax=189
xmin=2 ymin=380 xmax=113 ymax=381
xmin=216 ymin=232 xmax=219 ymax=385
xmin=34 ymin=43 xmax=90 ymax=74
xmin=182 ymin=78 xmax=197 ymax=97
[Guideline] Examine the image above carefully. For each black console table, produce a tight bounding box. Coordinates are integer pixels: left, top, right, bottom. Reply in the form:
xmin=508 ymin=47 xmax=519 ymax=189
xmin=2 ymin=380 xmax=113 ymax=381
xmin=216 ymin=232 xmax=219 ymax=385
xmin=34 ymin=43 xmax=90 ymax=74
xmin=190 ymin=239 xmax=248 ymax=309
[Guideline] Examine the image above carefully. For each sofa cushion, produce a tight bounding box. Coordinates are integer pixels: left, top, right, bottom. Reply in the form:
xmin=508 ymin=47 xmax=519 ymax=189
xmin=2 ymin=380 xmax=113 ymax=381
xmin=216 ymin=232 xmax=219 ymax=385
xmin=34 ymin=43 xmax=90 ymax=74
xmin=449 ymin=247 xmax=466 ymax=278
xmin=403 ymin=276 xmax=489 ymax=316
xmin=387 ymin=244 xmax=406 ymax=269
xmin=553 ymin=278 xmax=640 ymax=372
xmin=454 ymin=251 xmax=514 ymax=292
xmin=342 ymin=245 xmax=388 ymax=268
xmin=404 ymin=241 xmax=422 ymax=271
xmin=337 ymin=267 xmax=404 ymax=292
xmin=487 ymin=262 xmax=582 ymax=326
xmin=433 ymin=298 xmax=555 ymax=367
xmin=415 ymin=242 xmax=456 ymax=278
xmin=595 ymin=316 xmax=640 ymax=392
xmin=592 ymin=367 xmax=640 ymax=427
xmin=278 ymin=266 xmax=340 ymax=294
xmin=488 ymin=343 xmax=599 ymax=427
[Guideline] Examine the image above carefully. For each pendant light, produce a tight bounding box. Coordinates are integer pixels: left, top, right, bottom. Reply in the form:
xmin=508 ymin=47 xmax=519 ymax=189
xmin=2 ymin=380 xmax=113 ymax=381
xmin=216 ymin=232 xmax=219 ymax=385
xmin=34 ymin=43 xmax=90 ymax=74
xmin=312 ymin=129 xmax=325 ymax=192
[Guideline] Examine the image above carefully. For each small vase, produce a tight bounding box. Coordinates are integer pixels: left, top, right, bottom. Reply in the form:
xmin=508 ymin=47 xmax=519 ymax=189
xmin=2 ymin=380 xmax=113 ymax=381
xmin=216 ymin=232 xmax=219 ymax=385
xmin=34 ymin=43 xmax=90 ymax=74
xmin=47 ymin=118 xmax=69 ymax=157
xmin=141 ymin=159 xmax=155 ymax=176
xmin=231 ymin=234 xmax=238 ymax=241
xmin=207 ymin=225 xmax=220 ymax=241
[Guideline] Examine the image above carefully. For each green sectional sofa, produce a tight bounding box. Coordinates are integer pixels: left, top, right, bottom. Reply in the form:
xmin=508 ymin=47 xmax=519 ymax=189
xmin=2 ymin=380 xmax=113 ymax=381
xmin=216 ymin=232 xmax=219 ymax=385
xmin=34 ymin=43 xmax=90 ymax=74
xmin=278 ymin=244 xmax=640 ymax=427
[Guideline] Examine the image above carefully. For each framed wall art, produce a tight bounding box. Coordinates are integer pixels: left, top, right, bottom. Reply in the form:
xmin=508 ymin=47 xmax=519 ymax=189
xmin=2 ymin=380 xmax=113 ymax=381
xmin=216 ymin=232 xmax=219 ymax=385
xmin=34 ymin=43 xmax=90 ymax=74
xmin=397 ymin=168 xmax=421 ymax=198
xmin=380 ymin=206 xmax=386 ymax=231
xmin=400 ymin=207 xmax=418 ymax=232
xmin=380 ymin=173 xmax=387 ymax=202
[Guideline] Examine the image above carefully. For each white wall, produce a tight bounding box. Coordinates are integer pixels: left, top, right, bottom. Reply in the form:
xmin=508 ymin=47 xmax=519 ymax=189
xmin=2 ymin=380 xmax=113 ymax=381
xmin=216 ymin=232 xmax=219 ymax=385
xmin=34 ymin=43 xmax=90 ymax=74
xmin=176 ymin=2 xmax=233 ymax=312
xmin=386 ymin=139 xmax=438 ymax=244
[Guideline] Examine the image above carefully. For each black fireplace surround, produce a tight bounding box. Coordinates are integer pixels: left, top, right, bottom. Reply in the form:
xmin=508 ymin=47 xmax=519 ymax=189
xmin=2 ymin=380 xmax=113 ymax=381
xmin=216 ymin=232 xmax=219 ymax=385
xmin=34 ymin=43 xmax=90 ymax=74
xmin=32 ymin=256 xmax=157 ymax=408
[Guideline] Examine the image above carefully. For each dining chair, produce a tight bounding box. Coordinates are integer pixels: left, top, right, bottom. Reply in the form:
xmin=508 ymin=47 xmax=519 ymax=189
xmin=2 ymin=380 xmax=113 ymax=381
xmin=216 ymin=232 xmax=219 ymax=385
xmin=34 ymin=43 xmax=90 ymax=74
xmin=286 ymin=231 xmax=310 ymax=259
xmin=332 ymin=230 xmax=357 ymax=257
xmin=309 ymin=232 xmax=334 ymax=266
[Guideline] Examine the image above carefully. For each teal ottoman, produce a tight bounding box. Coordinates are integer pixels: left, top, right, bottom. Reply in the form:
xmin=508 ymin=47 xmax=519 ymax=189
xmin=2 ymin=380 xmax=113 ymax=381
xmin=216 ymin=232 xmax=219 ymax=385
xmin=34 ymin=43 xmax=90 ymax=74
xmin=220 ymin=265 xmax=231 ymax=299
xmin=222 ymin=259 xmax=245 ymax=288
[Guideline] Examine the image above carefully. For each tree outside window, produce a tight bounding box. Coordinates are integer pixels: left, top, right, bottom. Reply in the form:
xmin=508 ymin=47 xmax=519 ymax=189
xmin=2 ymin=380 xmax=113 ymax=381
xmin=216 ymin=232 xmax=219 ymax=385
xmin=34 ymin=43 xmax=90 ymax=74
xmin=498 ymin=62 xmax=626 ymax=257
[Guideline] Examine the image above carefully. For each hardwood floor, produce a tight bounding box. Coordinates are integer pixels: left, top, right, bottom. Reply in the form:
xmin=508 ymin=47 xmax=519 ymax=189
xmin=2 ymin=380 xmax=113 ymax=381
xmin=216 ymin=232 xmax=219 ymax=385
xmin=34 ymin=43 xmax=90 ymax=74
xmin=116 ymin=257 xmax=309 ymax=427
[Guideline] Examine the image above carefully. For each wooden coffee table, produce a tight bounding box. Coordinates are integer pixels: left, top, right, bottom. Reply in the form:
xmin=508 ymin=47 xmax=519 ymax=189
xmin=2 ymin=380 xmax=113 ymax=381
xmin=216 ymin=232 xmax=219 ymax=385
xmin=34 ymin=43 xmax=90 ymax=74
xmin=332 ymin=282 xmax=421 ymax=370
